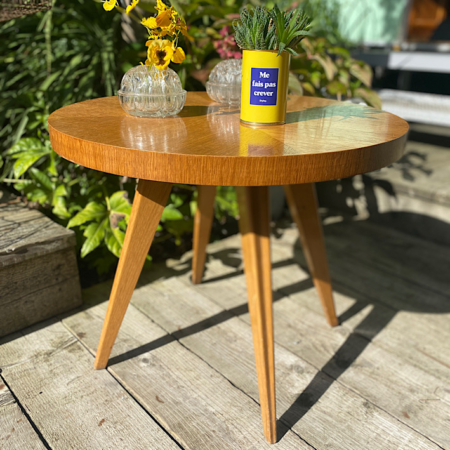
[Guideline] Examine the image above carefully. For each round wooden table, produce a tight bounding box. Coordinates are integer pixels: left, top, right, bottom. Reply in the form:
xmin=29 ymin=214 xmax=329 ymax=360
xmin=48 ymin=93 xmax=409 ymax=444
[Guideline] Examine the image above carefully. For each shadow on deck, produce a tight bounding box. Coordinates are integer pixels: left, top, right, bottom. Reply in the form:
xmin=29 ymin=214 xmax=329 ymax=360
xmin=1 ymin=213 xmax=449 ymax=450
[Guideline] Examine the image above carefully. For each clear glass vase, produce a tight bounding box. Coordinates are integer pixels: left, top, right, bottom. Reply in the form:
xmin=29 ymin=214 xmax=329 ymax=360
xmin=206 ymin=59 xmax=242 ymax=106
xmin=118 ymin=65 xmax=186 ymax=118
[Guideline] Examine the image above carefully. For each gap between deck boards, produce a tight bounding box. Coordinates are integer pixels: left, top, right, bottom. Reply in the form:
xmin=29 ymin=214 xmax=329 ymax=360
xmin=63 ymin=232 xmax=450 ymax=448
xmin=1 ymin=218 xmax=449 ymax=450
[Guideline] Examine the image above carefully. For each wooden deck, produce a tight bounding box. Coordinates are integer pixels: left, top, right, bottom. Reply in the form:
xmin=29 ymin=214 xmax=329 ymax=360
xmin=1 ymin=216 xmax=449 ymax=449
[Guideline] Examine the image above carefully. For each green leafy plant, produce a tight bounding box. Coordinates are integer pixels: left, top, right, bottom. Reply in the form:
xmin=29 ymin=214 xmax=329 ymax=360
xmin=1 ymin=0 xmax=380 ymax=283
xmin=0 ymin=0 xmax=244 ymax=282
xmin=233 ymin=5 xmax=311 ymax=55
xmin=67 ymin=191 xmax=132 ymax=258
xmin=232 ymin=6 xmax=275 ymax=51
xmin=268 ymin=5 xmax=312 ymax=55
xmin=289 ymin=37 xmax=381 ymax=108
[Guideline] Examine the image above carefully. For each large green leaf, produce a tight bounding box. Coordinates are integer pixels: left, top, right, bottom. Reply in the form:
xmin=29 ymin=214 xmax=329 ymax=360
xmin=354 ymin=88 xmax=382 ymax=110
xmin=52 ymin=196 xmax=71 ymax=219
xmin=5 ymin=137 xmax=43 ymax=155
xmin=6 ymin=138 xmax=51 ymax=178
xmin=105 ymin=227 xmax=125 ymax=258
xmin=54 ymin=184 xmax=67 ymax=197
xmin=39 ymin=70 xmax=62 ymax=91
xmin=108 ymin=190 xmax=132 ymax=215
xmin=350 ymin=62 xmax=372 ymax=87
xmin=81 ymin=218 xmax=108 ymax=258
xmin=67 ymin=201 xmax=107 ymax=228
xmin=29 ymin=168 xmax=53 ymax=191
xmin=161 ymin=204 xmax=184 ymax=221
xmin=28 ymin=188 xmax=48 ymax=204
xmin=326 ymin=80 xmax=347 ymax=96
xmin=310 ymin=54 xmax=337 ymax=81
xmin=309 ymin=71 xmax=322 ymax=89
xmin=13 ymin=151 xmax=48 ymax=178
xmin=107 ymin=190 xmax=132 ymax=228
xmin=301 ymin=81 xmax=316 ymax=95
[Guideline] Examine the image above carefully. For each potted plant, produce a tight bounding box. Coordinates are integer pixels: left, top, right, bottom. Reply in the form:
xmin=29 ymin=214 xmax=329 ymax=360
xmin=234 ymin=5 xmax=312 ymax=125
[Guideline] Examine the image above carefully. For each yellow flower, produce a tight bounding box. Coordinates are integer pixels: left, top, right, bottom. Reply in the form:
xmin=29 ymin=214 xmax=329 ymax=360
xmin=102 ymin=0 xmax=117 ymax=11
xmin=145 ymin=36 xmax=159 ymax=46
xmin=147 ymin=40 xmax=174 ymax=70
xmin=159 ymin=22 xmax=177 ymax=37
xmin=126 ymin=0 xmax=139 ymax=14
xmin=156 ymin=7 xmax=175 ymax=28
xmin=172 ymin=46 xmax=185 ymax=64
xmin=155 ymin=0 xmax=167 ymax=12
xmin=142 ymin=16 xmax=157 ymax=29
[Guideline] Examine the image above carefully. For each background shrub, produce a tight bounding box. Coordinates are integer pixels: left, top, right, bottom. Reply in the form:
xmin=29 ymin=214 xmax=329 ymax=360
xmin=0 ymin=0 xmax=378 ymax=284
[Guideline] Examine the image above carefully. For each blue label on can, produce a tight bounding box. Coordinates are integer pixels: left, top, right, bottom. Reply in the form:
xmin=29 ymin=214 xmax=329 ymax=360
xmin=250 ymin=68 xmax=279 ymax=106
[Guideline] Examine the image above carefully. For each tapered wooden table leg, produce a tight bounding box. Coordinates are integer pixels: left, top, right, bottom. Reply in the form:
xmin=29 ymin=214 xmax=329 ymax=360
xmin=284 ymin=183 xmax=338 ymax=327
xmin=236 ymin=186 xmax=276 ymax=444
xmin=192 ymin=185 xmax=216 ymax=284
xmin=94 ymin=180 xmax=172 ymax=369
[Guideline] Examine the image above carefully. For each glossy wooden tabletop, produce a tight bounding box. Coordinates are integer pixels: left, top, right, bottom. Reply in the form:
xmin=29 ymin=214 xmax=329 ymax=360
xmin=48 ymin=92 xmax=409 ymax=186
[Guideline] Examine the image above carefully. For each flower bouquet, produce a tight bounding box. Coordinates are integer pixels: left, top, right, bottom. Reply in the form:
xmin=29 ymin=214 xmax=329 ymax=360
xmin=102 ymin=0 xmax=191 ymax=118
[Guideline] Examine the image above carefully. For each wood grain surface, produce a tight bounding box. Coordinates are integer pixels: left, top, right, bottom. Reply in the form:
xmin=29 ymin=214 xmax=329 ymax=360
xmin=0 ymin=203 xmax=76 ymax=267
xmin=192 ymin=185 xmax=216 ymax=284
xmin=0 ymin=382 xmax=47 ymax=450
xmin=0 ymin=321 xmax=179 ymax=450
xmin=284 ymin=184 xmax=337 ymax=326
xmin=1 ymin=216 xmax=448 ymax=449
xmin=129 ymin=277 xmax=442 ymax=450
xmin=94 ymin=179 xmax=172 ymax=369
xmin=237 ymin=187 xmax=276 ymax=443
xmin=48 ymin=93 xmax=409 ymax=186
xmin=175 ymin=224 xmax=450 ymax=449
xmin=63 ymin=296 xmax=310 ymax=449
xmin=0 ymin=202 xmax=81 ymax=337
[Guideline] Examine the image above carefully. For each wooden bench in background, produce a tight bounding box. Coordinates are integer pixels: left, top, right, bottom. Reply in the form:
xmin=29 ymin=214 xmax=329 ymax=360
xmin=0 ymin=191 xmax=81 ymax=338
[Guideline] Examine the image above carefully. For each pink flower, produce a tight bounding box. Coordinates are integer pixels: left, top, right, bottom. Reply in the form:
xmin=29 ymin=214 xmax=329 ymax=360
xmin=219 ymin=26 xmax=230 ymax=37
xmin=213 ymin=26 xmax=241 ymax=60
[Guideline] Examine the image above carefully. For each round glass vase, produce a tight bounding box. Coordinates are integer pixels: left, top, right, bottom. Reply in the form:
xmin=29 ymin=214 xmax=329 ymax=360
xmin=118 ymin=65 xmax=186 ymax=118
xmin=240 ymin=49 xmax=290 ymax=126
xmin=206 ymin=59 xmax=242 ymax=106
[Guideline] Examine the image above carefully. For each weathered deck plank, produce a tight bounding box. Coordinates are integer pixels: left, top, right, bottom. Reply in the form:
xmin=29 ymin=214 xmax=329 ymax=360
xmin=178 ymin=221 xmax=450 ymax=380
xmin=177 ymin=242 xmax=450 ymax=383
xmin=320 ymin=220 xmax=450 ymax=295
xmin=63 ymin=299 xmax=311 ymax=449
xmin=0 ymin=322 xmax=180 ymax=450
xmin=278 ymin=224 xmax=450 ymax=378
xmin=1 ymin=215 xmax=449 ymax=449
xmin=0 ymin=381 xmax=47 ymax=450
xmin=127 ymin=277 xmax=442 ymax=450
xmin=172 ymin=222 xmax=450 ymax=449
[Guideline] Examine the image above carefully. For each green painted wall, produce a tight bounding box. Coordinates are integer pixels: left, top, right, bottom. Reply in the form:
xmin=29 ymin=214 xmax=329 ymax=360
xmin=337 ymin=0 xmax=410 ymax=44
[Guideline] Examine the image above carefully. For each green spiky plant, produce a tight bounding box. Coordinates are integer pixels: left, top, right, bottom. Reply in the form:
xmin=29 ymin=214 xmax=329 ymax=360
xmin=233 ymin=5 xmax=312 ymax=56
xmin=269 ymin=5 xmax=312 ymax=55
xmin=233 ymin=6 xmax=275 ymax=51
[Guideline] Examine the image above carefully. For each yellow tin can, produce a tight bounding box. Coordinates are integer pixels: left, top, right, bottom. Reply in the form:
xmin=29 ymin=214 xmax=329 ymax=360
xmin=240 ymin=49 xmax=291 ymax=126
